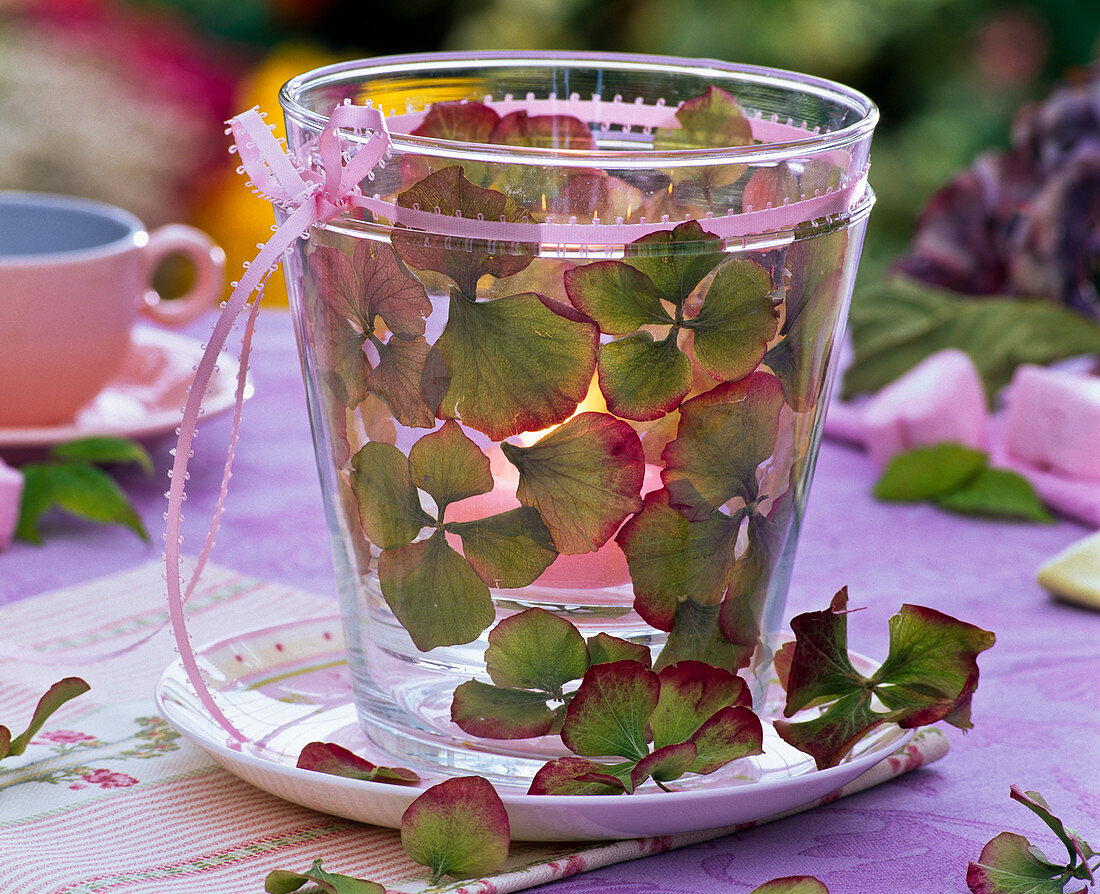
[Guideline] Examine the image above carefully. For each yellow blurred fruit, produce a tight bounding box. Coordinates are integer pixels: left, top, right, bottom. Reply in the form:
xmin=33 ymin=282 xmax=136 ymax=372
xmin=193 ymin=44 xmax=336 ymax=307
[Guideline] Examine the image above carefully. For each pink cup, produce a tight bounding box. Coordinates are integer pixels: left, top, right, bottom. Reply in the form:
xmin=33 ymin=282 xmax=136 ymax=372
xmin=0 ymin=192 xmax=225 ymax=427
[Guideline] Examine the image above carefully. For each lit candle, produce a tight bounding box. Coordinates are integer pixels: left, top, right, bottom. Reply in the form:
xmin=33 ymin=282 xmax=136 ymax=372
xmin=446 ymin=447 xmax=662 ymax=589
xmin=529 ymin=460 xmax=662 ymax=589
xmin=445 ymin=378 xmax=662 ymax=589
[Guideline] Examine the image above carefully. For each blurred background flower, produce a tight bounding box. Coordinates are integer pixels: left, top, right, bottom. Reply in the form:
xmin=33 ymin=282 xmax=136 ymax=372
xmin=1 ymin=0 xmax=1097 ymax=304
xmin=0 ymin=0 xmax=240 ymax=224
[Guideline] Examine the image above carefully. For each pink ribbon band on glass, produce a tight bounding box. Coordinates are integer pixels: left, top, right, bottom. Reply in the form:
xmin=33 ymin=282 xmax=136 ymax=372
xmin=163 ymin=97 xmax=870 ymax=744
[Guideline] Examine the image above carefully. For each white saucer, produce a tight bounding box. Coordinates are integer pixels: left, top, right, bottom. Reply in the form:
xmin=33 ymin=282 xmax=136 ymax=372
xmin=156 ymin=615 xmax=913 ymax=841
xmin=0 ymin=327 xmax=247 ymax=450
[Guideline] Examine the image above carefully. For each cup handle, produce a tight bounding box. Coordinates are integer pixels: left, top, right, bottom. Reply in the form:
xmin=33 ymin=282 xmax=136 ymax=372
xmin=140 ymin=225 xmax=226 ymax=326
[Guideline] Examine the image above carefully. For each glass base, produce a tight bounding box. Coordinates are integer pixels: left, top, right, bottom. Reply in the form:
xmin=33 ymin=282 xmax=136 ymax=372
xmin=341 ymin=575 xmax=791 ymax=783
xmin=345 ymin=575 xmax=671 ymax=781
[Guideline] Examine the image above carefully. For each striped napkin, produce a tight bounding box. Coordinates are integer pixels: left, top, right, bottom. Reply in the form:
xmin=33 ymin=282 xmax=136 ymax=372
xmin=0 ymin=562 xmax=948 ymax=893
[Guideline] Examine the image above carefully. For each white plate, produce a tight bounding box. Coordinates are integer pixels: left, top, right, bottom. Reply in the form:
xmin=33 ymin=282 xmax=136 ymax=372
xmin=156 ymin=615 xmax=912 ymax=841
xmin=0 ymin=327 xmax=247 ymax=449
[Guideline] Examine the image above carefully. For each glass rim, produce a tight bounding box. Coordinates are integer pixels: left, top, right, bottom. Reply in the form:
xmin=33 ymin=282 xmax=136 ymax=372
xmin=279 ymin=50 xmax=879 ymax=169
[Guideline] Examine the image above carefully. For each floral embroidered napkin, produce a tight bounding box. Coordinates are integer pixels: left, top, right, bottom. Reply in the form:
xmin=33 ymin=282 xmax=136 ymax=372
xmin=0 ymin=562 xmax=948 ymax=894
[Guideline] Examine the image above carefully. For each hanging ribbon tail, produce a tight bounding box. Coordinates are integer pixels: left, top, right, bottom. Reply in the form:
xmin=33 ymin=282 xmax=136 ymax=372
xmin=163 ymin=104 xmax=393 ymax=746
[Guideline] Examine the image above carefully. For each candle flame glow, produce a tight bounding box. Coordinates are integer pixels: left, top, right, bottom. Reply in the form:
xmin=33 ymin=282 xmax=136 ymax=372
xmin=513 ymin=376 xmax=607 ymax=447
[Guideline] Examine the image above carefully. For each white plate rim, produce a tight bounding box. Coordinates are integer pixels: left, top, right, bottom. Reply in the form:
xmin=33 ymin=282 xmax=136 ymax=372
xmin=156 ymin=614 xmax=914 ymax=840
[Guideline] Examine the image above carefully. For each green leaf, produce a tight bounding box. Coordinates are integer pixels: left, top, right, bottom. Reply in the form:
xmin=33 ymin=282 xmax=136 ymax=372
xmin=50 ymin=437 xmax=152 ymax=475
xmin=528 ymin=757 xmax=628 ymax=796
xmin=872 ymin=604 xmax=996 ymax=729
xmin=662 ymin=372 xmax=785 ymax=520
xmin=400 ymin=776 xmax=510 ymax=884
xmin=873 ymin=443 xmax=989 ymax=503
xmin=630 ymin=741 xmax=697 ymax=790
xmin=845 ymin=276 xmax=958 ymax=375
xmin=483 ymin=608 xmax=589 ymax=693
xmin=295 ymin=742 xmax=419 ymax=785
xmin=0 ymin=727 xmax=10 ymax=761
xmin=800 ymin=157 xmax=845 ymax=197
xmin=845 ymin=277 xmax=1100 ymax=400
xmin=623 ymin=220 xmax=725 ymax=309
xmin=308 ymin=244 xmax=368 ymax=325
xmin=349 ymin=442 xmax=432 ymax=550
xmin=653 ymin=598 xmax=751 ymax=673
xmin=596 ymin=331 xmax=693 ymax=421
xmin=742 ymin=162 xmax=802 ymax=211
xmin=780 ymin=231 xmax=848 ymax=337
xmin=654 ymin=88 xmax=752 ymax=189
xmin=844 ymin=283 xmax=960 ymax=397
xmin=15 ymin=465 xmax=55 ymax=544
xmin=412 ymin=100 xmax=500 ymax=143
xmin=350 ymin=240 xmax=433 ymax=336
xmin=265 ymin=859 xmax=385 ymax=894
xmin=560 ymin=660 xmax=659 ymax=761
xmin=436 ymin=291 xmax=599 ymax=440
xmin=450 ymin=680 xmax=557 ymax=739
xmin=16 ymin=463 xmax=147 ymax=544
xmin=650 ymin=660 xmax=750 ymax=749
xmin=688 ymin=705 xmax=764 ymax=774
xmin=966 ymin=832 xmax=1070 ymax=894
xmin=419 ymin=343 xmax=450 ymax=419
xmin=308 ymin=296 xmax=371 ymax=408
xmin=966 ymin=787 xmax=1099 ymax=894
xmin=662 ymin=86 xmax=753 ymax=146
xmin=586 ymin=632 xmax=652 ymax=668
xmin=936 ymin=467 xmax=1053 ymax=522
xmin=366 ymin=334 xmax=437 ymax=428
xmin=447 ymin=507 xmax=557 ymax=588
xmin=502 ymin=412 xmax=644 ymax=554
xmin=489 ymin=110 xmax=597 ymax=150
xmin=377 ymin=530 xmax=495 ymax=651
xmin=687 ymin=259 xmax=779 ymax=382
xmin=717 ymin=590 xmax=763 ymax=658
xmin=767 ymin=231 xmax=849 ymax=411
xmin=565 ymin=223 xmax=761 ymax=420
xmin=1010 ymin=786 xmax=1096 ymax=872
xmin=408 ymin=420 xmax=493 ymax=512
xmin=306 ymin=241 xmax=431 ymax=420
xmin=718 ymin=502 xmax=792 ymax=646
xmin=780 ymin=588 xmax=867 ymax=715
xmin=394 ymin=166 xmax=535 ymax=296
xmin=774 ymin=689 xmax=886 ymax=771
xmin=750 ymin=877 xmax=831 ymax=894
xmin=761 ymin=339 xmax=799 ymax=411
xmin=565 ymin=222 xmax=771 ymax=421
xmin=777 ymin=589 xmax=996 ymax=769
xmin=564 ymin=260 xmax=673 ymax=333
xmin=5 ymin=677 xmax=90 ymax=757
xmin=617 ymin=489 xmax=742 ymax=630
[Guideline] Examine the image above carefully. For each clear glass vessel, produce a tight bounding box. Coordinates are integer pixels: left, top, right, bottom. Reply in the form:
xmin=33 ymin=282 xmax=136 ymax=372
xmin=278 ymin=52 xmax=877 ymax=782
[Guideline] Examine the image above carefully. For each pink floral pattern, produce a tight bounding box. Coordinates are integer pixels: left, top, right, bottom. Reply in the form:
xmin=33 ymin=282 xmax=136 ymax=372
xmin=77 ymin=769 xmax=138 ymax=789
xmin=1 ymin=717 xmax=179 ymax=795
xmin=35 ymin=730 xmax=97 ymax=745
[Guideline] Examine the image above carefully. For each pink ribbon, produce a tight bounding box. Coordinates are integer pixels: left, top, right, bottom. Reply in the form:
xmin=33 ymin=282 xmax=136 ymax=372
xmin=163 ymin=103 xmax=392 ymax=744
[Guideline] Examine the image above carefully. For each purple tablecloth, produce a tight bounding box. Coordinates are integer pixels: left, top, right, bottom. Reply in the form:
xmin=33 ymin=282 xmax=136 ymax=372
xmin=2 ymin=309 xmax=1097 ymax=893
